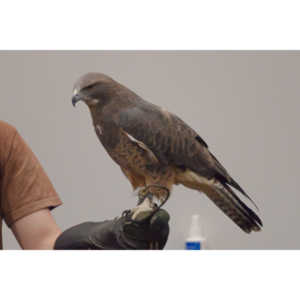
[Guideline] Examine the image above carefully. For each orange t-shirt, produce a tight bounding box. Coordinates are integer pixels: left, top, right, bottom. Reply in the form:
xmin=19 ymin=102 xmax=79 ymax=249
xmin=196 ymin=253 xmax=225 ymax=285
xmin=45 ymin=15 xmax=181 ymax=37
xmin=0 ymin=121 xmax=62 ymax=249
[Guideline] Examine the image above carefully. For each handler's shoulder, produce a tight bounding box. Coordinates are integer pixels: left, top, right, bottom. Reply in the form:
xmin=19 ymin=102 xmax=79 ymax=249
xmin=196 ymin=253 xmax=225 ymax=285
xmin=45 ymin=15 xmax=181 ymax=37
xmin=0 ymin=120 xmax=18 ymax=138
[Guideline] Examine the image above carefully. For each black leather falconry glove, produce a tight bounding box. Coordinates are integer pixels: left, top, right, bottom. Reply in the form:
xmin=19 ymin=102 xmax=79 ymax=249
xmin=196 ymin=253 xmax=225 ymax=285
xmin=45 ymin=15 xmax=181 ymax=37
xmin=54 ymin=209 xmax=170 ymax=250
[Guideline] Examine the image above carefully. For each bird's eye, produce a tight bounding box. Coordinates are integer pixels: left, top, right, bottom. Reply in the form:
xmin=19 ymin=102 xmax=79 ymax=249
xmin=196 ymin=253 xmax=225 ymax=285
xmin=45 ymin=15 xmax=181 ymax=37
xmin=83 ymin=83 xmax=97 ymax=91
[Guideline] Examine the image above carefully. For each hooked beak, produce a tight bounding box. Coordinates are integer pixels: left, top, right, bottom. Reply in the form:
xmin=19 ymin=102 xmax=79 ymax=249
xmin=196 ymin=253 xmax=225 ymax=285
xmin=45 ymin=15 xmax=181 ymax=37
xmin=72 ymin=93 xmax=82 ymax=107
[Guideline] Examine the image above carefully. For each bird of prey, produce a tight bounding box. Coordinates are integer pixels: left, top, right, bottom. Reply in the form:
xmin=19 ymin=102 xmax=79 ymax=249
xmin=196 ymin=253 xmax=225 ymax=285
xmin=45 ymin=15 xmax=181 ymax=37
xmin=72 ymin=73 xmax=262 ymax=233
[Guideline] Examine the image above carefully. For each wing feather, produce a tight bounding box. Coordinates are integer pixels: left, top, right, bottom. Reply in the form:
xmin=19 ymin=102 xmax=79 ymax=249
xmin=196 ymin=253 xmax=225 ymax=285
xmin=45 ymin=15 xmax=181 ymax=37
xmin=116 ymin=105 xmax=214 ymax=174
xmin=114 ymin=102 xmax=257 ymax=209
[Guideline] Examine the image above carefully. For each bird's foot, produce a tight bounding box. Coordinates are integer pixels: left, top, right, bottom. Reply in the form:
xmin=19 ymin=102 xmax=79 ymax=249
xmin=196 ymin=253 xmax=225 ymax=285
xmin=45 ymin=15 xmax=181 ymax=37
xmin=131 ymin=185 xmax=170 ymax=222
xmin=131 ymin=197 xmax=154 ymax=222
xmin=137 ymin=185 xmax=169 ymax=207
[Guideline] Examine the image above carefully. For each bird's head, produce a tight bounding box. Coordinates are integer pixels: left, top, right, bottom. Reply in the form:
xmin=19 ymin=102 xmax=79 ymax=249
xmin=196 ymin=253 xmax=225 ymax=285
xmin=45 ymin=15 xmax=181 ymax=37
xmin=72 ymin=73 xmax=114 ymax=108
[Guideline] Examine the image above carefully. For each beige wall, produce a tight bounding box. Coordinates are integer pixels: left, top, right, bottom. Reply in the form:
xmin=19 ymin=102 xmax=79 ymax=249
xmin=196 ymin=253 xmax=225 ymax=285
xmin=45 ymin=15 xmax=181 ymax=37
xmin=1 ymin=51 xmax=299 ymax=249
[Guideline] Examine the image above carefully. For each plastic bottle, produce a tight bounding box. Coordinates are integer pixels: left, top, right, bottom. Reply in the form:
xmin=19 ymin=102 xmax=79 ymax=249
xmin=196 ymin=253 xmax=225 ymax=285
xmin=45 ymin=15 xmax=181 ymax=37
xmin=185 ymin=214 xmax=205 ymax=250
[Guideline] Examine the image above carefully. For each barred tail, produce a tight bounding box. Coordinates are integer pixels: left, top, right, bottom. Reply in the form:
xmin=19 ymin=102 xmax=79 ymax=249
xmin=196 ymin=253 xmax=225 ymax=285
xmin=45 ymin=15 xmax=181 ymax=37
xmin=204 ymin=180 xmax=262 ymax=233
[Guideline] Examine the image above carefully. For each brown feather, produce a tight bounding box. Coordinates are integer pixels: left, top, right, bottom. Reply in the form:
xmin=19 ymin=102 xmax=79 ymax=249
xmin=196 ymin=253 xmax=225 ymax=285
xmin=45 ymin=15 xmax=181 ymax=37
xmin=176 ymin=169 xmax=262 ymax=233
xmin=72 ymin=72 xmax=262 ymax=233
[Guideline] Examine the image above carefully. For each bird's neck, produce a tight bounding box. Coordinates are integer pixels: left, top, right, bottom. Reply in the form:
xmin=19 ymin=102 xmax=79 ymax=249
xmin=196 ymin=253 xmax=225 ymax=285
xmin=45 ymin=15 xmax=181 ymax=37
xmin=89 ymin=105 xmax=104 ymax=122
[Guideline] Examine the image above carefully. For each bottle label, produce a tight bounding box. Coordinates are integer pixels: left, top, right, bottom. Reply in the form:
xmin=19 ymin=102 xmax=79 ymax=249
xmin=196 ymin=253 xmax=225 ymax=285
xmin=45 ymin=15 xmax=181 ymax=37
xmin=185 ymin=241 xmax=202 ymax=250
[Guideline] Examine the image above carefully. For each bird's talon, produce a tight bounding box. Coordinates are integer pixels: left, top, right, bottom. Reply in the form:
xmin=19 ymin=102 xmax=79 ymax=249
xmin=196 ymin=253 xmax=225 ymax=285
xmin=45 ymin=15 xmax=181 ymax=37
xmin=121 ymin=209 xmax=132 ymax=218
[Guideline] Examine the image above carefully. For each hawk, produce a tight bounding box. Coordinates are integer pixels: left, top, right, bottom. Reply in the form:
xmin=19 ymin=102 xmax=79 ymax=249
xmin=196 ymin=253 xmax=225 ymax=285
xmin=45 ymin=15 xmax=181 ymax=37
xmin=72 ymin=73 xmax=262 ymax=233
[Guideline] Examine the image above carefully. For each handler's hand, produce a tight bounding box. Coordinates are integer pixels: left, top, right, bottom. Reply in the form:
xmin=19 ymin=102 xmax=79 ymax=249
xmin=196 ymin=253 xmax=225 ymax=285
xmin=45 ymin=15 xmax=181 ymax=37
xmin=54 ymin=209 xmax=170 ymax=250
xmin=116 ymin=209 xmax=170 ymax=249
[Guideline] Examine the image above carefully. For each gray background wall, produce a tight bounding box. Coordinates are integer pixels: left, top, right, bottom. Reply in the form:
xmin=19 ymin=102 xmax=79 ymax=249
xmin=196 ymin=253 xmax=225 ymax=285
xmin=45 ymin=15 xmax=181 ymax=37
xmin=0 ymin=51 xmax=299 ymax=249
